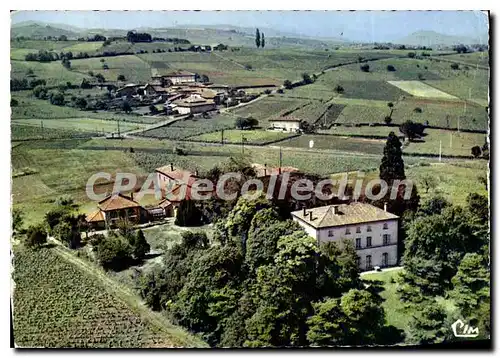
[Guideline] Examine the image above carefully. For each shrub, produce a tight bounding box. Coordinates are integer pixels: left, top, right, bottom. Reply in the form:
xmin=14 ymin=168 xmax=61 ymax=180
xmin=334 ymin=85 xmax=344 ymax=93
xmin=450 ymin=63 xmax=460 ymax=70
xmin=129 ymin=230 xmax=150 ymax=259
xmin=264 ymin=89 xmax=272 ymax=95
xmin=408 ymin=52 xmax=416 ymax=58
xmin=24 ymin=225 xmax=47 ymax=248
xmin=384 ymin=116 xmax=393 ymax=124
xmin=10 ymin=99 xmax=18 ymax=107
xmin=95 ymin=235 xmax=133 ymax=271
xmin=117 ymin=74 xmax=126 ymax=81
xmin=413 ymin=107 xmax=423 ymax=113
xmin=360 ymin=64 xmax=370 ymax=72
xmin=283 ymin=80 xmax=293 ymax=89
xmin=386 ymin=65 xmax=396 ymax=72
xmin=471 ymin=146 xmax=482 ymax=158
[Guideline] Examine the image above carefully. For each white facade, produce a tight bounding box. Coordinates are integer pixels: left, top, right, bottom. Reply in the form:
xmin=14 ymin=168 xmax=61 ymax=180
xmin=292 ymin=215 xmax=398 ymax=271
xmin=269 ymin=120 xmax=301 ymax=132
xmin=166 ymin=75 xmax=196 ymax=84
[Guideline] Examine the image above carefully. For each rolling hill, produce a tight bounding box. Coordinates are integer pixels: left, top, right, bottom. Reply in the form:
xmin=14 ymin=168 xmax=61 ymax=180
xmin=395 ymin=30 xmax=487 ymax=47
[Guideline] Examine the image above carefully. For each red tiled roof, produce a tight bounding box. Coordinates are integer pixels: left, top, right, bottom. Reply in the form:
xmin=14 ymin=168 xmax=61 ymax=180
xmin=85 ymin=210 xmax=104 ymax=223
xmin=155 ymin=165 xmax=197 ymax=181
xmin=252 ymin=163 xmax=301 ymax=178
xmin=98 ymin=193 xmax=141 ymax=211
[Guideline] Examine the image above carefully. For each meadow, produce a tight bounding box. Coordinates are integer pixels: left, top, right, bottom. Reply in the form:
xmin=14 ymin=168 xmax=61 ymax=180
xmin=12 ymin=117 xmax=145 ymax=133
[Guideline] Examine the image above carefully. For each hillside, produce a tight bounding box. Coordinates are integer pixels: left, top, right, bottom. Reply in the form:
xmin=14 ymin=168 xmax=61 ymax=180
xmin=10 ymin=22 xmax=79 ymax=39
xmin=395 ymin=30 xmax=486 ymax=47
xmin=11 ymin=21 xmax=346 ymax=49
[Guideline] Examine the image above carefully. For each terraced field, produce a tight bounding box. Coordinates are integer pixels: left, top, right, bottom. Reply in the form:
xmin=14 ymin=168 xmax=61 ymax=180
xmin=188 ymin=129 xmax=294 ymax=144
xmin=12 ymin=118 xmax=145 ymax=133
xmin=12 ymin=246 xmax=205 ymax=348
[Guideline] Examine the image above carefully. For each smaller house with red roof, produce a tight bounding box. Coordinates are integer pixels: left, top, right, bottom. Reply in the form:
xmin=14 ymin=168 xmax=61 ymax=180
xmin=85 ymin=193 xmax=147 ymax=229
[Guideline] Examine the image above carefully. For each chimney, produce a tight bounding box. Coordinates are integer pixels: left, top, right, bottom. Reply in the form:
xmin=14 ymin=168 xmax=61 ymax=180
xmin=170 ymin=163 xmax=174 ymax=171
xmin=309 ymin=211 xmax=313 ymax=221
xmin=264 ymin=163 xmax=267 ymax=177
xmin=131 ymin=191 xmax=134 ymax=201
xmin=195 ymin=169 xmax=199 ymax=177
xmin=303 ymin=207 xmax=307 ymax=217
xmin=333 ymin=205 xmax=339 ymax=214
xmin=384 ymin=202 xmax=388 ymax=212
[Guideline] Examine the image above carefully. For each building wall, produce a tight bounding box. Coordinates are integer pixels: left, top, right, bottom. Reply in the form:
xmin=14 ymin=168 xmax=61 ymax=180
xmin=167 ymin=76 xmax=196 ymax=84
xmin=270 ymin=121 xmax=300 ymax=132
xmin=177 ymin=103 xmax=216 ymax=115
xmin=292 ymin=215 xmax=399 ymax=270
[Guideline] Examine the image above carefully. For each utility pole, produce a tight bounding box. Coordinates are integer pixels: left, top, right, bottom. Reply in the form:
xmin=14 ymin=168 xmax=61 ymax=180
xmin=279 ymin=146 xmax=283 ymax=173
xmin=439 ymin=140 xmax=442 ymax=162
xmin=40 ymin=120 xmax=44 ymax=139
xmin=117 ymin=119 xmax=120 ymax=137
xmin=221 ymin=129 xmax=224 ymax=145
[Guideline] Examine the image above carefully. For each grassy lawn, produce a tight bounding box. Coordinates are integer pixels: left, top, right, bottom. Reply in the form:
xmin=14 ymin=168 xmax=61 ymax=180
xmin=189 ymin=129 xmax=294 ymax=144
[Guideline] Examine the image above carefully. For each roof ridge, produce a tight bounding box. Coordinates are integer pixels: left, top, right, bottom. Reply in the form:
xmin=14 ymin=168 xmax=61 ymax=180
xmin=316 ymin=205 xmax=335 ymax=227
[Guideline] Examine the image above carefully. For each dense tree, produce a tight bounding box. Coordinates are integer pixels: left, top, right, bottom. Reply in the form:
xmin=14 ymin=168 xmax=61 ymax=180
xmin=307 ymin=289 xmax=385 ymax=346
xmin=117 ymin=74 xmax=126 ymax=81
xmin=175 ymin=200 xmax=203 ymax=227
xmin=399 ymin=120 xmax=425 ymax=141
xmin=334 ymin=85 xmax=344 ymax=94
xmin=261 ymin=32 xmax=265 ymax=48
xmin=24 ymin=225 xmax=47 ymax=248
xmin=53 ymin=220 xmax=81 ymax=249
xmin=95 ymin=235 xmax=133 ymax=271
xmin=387 ymin=64 xmax=396 ymax=71
xmin=471 ymin=145 xmax=482 ymax=158
xmin=283 ymin=80 xmax=293 ymax=89
xmin=407 ymin=302 xmax=448 ymax=345
xmin=255 ymin=28 xmax=261 ymax=48
xmin=360 ymin=64 xmax=370 ymax=72
xmin=418 ymin=195 xmax=451 ymax=216
xmin=420 ymin=174 xmax=438 ymax=194
xmin=10 ymin=98 xmax=19 ymax=107
xmin=401 ymin=206 xmax=487 ymax=297
xmin=74 ymin=97 xmax=87 ymax=110
xmin=379 ymin=132 xmax=405 ymax=183
xmin=302 ymin=73 xmax=313 ymax=84
xmin=129 ymin=229 xmax=151 ymax=259
xmin=466 ymin=193 xmax=489 ymax=224
xmin=95 ymin=73 xmax=105 ymax=83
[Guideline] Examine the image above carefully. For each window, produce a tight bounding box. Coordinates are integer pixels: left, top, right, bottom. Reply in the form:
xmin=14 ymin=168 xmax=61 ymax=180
xmin=366 ymin=237 xmax=372 ymax=247
xmin=383 ymin=234 xmax=390 ymax=245
xmin=356 ymin=226 xmax=361 ymax=233
xmin=367 ymin=225 xmax=372 ymax=232
xmin=382 ymin=253 xmax=389 ymax=266
xmin=383 ymin=222 xmax=388 ymax=230
xmin=355 ymin=238 xmax=361 ymax=249
xmin=328 ymin=230 xmax=334 ymax=237
xmin=366 ymin=255 xmax=372 ymax=270
xmin=356 ymin=256 xmax=361 ymax=267
xmin=345 ymin=227 xmax=351 ymax=235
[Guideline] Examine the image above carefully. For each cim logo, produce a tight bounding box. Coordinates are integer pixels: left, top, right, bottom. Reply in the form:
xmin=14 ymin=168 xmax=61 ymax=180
xmin=451 ymin=319 xmax=479 ymax=338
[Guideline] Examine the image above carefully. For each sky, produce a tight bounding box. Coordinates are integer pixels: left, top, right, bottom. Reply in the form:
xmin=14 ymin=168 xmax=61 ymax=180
xmin=10 ymin=10 xmax=489 ymax=43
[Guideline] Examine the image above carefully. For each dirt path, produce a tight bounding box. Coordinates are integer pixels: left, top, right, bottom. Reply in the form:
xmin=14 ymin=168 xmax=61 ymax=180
xmin=48 ymin=237 xmax=207 ymax=348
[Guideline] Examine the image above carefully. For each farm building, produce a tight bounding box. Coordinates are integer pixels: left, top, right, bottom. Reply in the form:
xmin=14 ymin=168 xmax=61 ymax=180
xmin=163 ymin=70 xmax=196 ymax=84
xmin=291 ymin=202 xmax=399 ymax=271
xmin=116 ymin=83 xmax=142 ymax=98
xmin=251 ymin=163 xmax=301 ymax=178
xmin=269 ymin=116 xmax=302 ymax=132
xmin=85 ymin=193 xmax=148 ymax=229
xmin=173 ymin=98 xmax=216 ymax=114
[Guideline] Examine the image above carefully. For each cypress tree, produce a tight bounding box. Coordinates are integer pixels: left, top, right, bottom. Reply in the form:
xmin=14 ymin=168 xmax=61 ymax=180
xmin=261 ymin=32 xmax=265 ymax=48
xmin=255 ymin=28 xmax=261 ymax=48
xmin=379 ymin=131 xmax=405 ymax=183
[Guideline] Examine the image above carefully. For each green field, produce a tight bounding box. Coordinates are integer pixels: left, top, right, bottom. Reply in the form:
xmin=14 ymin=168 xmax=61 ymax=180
xmin=388 ymin=80 xmax=458 ymax=99
xmin=438 ymin=52 xmax=489 ymax=68
xmin=281 ymin=134 xmax=387 ymax=155
xmin=189 ymin=129 xmax=294 ymax=144
xmin=11 ymin=59 xmax=90 ymax=87
xmin=71 ymin=55 xmax=152 ymax=83
xmin=12 ymin=118 xmax=145 ymax=133
xmin=12 ymin=246 xmax=205 ymax=348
